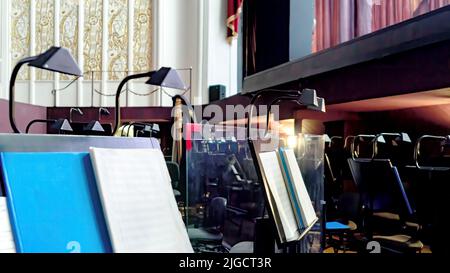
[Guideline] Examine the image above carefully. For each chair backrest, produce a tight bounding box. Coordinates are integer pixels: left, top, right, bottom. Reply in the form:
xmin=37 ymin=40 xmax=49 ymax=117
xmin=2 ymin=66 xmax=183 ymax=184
xmin=166 ymin=162 xmax=180 ymax=188
xmin=324 ymin=153 xmax=337 ymax=202
xmin=348 ymin=158 xmax=414 ymax=219
xmin=164 ymin=156 xmax=172 ymax=162
xmin=337 ymin=192 xmax=361 ymax=223
xmin=207 ymin=197 xmax=228 ymax=228
xmin=347 ymin=159 xmax=371 ymax=200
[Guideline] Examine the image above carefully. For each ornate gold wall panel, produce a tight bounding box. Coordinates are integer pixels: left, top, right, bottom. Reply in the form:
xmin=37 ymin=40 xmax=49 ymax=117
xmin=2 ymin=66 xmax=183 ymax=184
xmin=11 ymin=0 xmax=152 ymax=82
xmin=108 ymin=0 xmax=128 ymax=80
xmin=134 ymin=0 xmax=152 ymax=73
xmin=36 ymin=0 xmax=55 ymax=80
xmin=11 ymin=0 xmax=31 ymax=80
xmin=84 ymin=0 xmax=103 ymax=80
xmin=60 ymin=0 xmax=79 ymax=80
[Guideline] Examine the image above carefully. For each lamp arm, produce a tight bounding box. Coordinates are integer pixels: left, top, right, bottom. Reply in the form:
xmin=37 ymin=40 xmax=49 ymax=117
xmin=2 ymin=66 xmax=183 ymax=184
xmin=246 ymin=90 xmax=301 ymax=140
xmin=264 ymin=96 xmax=303 ymax=139
xmin=26 ymin=119 xmax=57 ymax=134
xmin=98 ymin=107 xmax=110 ymax=121
xmin=69 ymin=108 xmax=84 ymax=123
xmin=9 ymin=57 xmax=37 ymax=133
xmin=112 ymin=71 xmax=155 ymax=136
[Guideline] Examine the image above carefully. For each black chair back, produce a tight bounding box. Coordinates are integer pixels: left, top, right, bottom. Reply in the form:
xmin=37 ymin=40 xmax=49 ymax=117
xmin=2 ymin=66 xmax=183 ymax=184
xmin=348 ymin=159 xmax=414 ymax=219
xmin=206 ymin=197 xmax=228 ymax=229
xmin=166 ymin=161 xmax=180 ymax=189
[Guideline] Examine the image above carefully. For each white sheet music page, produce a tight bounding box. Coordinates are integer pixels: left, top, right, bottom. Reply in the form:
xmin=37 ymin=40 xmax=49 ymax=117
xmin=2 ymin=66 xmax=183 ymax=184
xmin=0 ymin=197 xmax=16 ymax=253
xmin=282 ymin=149 xmax=318 ymax=227
xmin=89 ymin=148 xmax=193 ymax=253
xmin=259 ymin=151 xmax=299 ymax=242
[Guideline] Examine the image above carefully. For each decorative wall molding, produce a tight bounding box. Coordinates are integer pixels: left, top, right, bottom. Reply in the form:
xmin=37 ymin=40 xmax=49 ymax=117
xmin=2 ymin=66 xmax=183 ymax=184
xmin=11 ymin=0 xmax=31 ymax=81
xmin=8 ymin=0 xmax=153 ymax=107
xmin=4 ymin=0 xmax=236 ymax=107
xmin=0 ymin=1 xmax=12 ymax=99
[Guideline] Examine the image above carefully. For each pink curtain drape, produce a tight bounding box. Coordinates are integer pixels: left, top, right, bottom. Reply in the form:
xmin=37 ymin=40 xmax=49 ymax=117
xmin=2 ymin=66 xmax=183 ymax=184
xmin=313 ymin=0 xmax=450 ymax=52
xmin=413 ymin=0 xmax=450 ymax=15
xmin=372 ymin=0 xmax=413 ymax=31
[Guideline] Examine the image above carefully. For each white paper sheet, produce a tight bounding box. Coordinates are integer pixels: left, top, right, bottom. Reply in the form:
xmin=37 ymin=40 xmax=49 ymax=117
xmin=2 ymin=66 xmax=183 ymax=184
xmin=0 ymin=197 xmax=16 ymax=253
xmin=281 ymin=149 xmax=318 ymax=227
xmin=259 ymin=152 xmax=300 ymax=242
xmin=89 ymin=148 xmax=193 ymax=253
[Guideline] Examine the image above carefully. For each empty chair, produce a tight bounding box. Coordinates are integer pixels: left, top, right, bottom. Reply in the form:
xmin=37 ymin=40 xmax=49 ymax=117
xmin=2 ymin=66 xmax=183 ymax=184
xmin=405 ymin=135 xmax=450 ymax=254
xmin=347 ymin=158 xmax=423 ymax=253
xmin=348 ymin=159 xmax=414 ymax=224
xmin=325 ymin=192 xmax=361 ymax=253
xmin=166 ymin=161 xmax=181 ymax=199
xmin=188 ymin=197 xmax=228 ymax=252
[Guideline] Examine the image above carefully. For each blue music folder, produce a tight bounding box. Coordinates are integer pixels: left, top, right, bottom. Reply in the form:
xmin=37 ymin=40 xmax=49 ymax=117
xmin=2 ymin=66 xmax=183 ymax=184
xmin=0 ymin=152 xmax=112 ymax=253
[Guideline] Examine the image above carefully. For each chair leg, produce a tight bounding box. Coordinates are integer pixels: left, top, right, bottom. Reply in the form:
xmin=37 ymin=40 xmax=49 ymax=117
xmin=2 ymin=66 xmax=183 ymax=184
xmin=238 ymin=219 xmax=244 ymax=238
xmin=339 ymin=234 xmax=345 ymax=253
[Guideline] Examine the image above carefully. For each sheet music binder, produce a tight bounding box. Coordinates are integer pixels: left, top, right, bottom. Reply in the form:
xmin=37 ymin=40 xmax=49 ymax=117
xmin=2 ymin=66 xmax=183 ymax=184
xmin=258 ymin=150 xmax=318 ymax=244
xmin=278 ymin=148 xmax=318 ymax=229
xmin=0 ymin=152 xmax=112 ymax=253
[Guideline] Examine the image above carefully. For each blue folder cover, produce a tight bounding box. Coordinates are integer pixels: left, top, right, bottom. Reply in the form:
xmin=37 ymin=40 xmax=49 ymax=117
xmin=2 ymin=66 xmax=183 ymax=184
xmin=278 ymin=148 xmax=305 ymax=229
xmin=326 ymin=222 xmax=350 ymax=231
xmin=0 ymin=152 xmax=112 ymax=253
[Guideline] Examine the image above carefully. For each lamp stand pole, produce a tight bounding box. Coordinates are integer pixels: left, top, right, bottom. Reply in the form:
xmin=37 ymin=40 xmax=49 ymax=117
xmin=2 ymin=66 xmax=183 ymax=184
xmin=112 ymin=71 xmax=155 ymax=136
xmin=25 ymin=119 xmax=57 ymax=134
xmin=9 ymin=57 xmax=36 ymax=134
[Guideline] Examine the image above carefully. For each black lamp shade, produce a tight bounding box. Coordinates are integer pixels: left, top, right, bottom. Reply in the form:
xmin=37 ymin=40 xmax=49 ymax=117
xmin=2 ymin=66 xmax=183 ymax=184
xmin=146 ymin=67 xmax=187 ymax=90
xmin=28 ymin=46 xmax=82 ymax=77
xmin=52 ymin=119 xmax=73 ymax=132
xmin=84 ymin=120 xmax=106 ymax=133
xmin=299 ymin=89 xmax=319 ymax=107
xmin=25 ymin=118 xmax=73 ymax=134
xmin=307 ymin=97 xmax=326 ymax=113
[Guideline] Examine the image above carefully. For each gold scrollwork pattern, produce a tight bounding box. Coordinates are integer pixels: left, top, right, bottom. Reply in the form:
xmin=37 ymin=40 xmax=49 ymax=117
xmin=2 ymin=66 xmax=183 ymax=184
xmin=108 ymin=0 xmax=128 ymax=80
xmin=36 ymin=0 xmax=55 ymax=80
xmin=11 ymin=0 xmax=153 ymax=82
xmin=60 ymin=0 xmax=79 ymax=80
xmin=134 ymin=0 xmax=152 ymax=73
xmin=84 ymin=0 xmax=103 ymax=80
xmin=11 ymin=0 xmax=31 ymax=80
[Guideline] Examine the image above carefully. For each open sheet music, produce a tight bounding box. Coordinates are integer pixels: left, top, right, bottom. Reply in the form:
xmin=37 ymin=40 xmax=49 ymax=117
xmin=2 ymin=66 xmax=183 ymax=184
xmin=89 ymin=148 xmax=193 ymax=253
xmin=259 ymin=149 xmax=318 ymax=244
xmin=279 ymin=148 xmax=318 ymax=228
xmin=0 ymin=197 xmax=16 ymax=253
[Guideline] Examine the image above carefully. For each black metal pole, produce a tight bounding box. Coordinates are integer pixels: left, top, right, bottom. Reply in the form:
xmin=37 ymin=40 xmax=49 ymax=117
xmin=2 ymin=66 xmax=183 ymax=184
xmin=246 ymin=89 xmax=301 ymax=140
xmin=9 ymin=58 xmax=36 ymax=134
xmin=26 ymin=119 xmax=57 ymax=134
xmin=112 ymin=71 xmax=155 ymax=136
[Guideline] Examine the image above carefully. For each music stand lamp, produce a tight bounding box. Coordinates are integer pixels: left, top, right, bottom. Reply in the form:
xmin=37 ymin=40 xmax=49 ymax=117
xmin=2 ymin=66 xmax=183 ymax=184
xmin=25 ymin=119 xmax=73 ymax=134
xmin=9 ymin=46 xmax=82 ymax=133
xmin=112 ymin=67 xmax=187 ymax=136
xmin=69 ymin=107 xmax=105 ymax=134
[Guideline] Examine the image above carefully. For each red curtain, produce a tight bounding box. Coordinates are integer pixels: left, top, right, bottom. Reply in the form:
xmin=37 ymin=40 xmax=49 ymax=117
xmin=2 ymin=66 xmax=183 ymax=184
xmin=313 ymin=0 xmax=450 ymax=52
xmin=227 ymin=0 xmax=244 ymax=43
